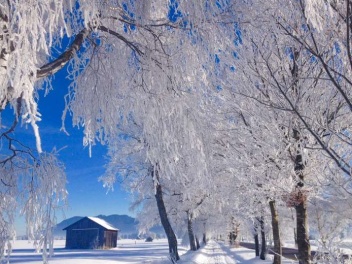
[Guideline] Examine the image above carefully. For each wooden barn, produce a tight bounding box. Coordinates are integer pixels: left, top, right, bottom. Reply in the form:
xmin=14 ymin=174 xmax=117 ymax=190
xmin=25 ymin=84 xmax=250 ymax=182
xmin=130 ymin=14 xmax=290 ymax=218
xmin=63 ymin=216 xmax=119 ymax=249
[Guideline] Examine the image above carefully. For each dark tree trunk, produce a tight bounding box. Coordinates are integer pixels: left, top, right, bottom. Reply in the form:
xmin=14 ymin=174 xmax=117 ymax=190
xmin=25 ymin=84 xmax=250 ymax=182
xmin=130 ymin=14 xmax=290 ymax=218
xmin=202 ymin=232 xmax=207 ymax=245
xmin=229 ymin=231 xmax=237 ymax=246
xmin=254 ymin=233 xmax=260 ymax=257
xmin=254 ymin=218 xmax=260 ymax=257
xmin=155 ymin=183 xmax=180 ymax=261
xmin=295 ymin=201 xmax=311 ymax=264
xmin=195 ymin=236 xmax=200 ymax=249
xmin=260 ymin=217 xmax=266 ymax=260
xmin=293 ymin=129 xmax=311 ymax=264
xmin=269 ymin=200 xmax=282 ymax=264
xmin=187 ymin=212 xmax=197 ymax=251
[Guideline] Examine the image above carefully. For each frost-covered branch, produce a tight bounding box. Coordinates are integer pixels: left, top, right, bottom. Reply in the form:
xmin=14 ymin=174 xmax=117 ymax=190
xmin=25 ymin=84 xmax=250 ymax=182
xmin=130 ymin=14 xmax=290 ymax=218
xmin=37 ymin=28 xmax=90 ymax=79
xmin=97 ymin=25 xmax=144 ymax=56
xmin=264 ymin=54 xmax=351 ymax=176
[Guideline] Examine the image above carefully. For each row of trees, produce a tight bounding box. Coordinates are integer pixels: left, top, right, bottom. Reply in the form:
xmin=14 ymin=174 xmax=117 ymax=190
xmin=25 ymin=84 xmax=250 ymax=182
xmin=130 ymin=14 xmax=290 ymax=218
xmin=1 ymin=1 xmax=351 ymax=263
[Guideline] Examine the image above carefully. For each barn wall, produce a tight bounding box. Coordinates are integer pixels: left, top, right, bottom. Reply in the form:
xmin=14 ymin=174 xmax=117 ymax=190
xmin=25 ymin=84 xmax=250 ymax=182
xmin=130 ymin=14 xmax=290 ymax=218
xmin=66 ymin=228 xmax=99 ymax=249
xmin=65 ymin=217 xmax=118 ymax=249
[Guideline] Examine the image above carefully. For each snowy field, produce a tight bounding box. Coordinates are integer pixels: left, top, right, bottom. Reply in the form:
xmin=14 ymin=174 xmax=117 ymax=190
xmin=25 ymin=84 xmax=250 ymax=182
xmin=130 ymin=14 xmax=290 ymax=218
xmin=6 ymin=239 xmax=298 ymax=264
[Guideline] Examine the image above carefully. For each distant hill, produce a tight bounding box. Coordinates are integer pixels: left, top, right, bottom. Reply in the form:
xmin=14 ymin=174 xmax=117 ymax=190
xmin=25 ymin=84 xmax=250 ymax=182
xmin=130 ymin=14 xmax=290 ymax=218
xmin=54 ymin=214 xmax=164 ymax=238
xmin=96 ymin=214 xmax=138 ymax=234
xmin=55 ymin=216 xmax=84 ymax=232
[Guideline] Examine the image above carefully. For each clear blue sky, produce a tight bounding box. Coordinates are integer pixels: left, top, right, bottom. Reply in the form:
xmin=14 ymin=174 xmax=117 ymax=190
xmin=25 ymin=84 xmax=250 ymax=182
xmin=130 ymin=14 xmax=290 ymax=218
xmin=8 ymin=69 xmax=133 ymax=235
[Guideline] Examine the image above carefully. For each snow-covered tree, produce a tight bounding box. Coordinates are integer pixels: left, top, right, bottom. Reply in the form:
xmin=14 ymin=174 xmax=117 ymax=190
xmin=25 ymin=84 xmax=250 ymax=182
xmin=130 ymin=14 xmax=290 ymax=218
xmin=0 ymin=1 xmax=235 ymax=261
xmin=3 ymin=1 xmax=352 ymax=263
xmin=215 ymin=1 xmax=352 ymax=263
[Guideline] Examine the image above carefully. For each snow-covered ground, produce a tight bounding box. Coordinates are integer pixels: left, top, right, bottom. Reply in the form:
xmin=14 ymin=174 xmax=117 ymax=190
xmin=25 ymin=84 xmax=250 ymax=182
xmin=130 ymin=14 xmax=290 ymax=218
xmin=7 ymin=239 xmax=183 ymax=263
xmin=5 ymin=239 xmax=298 ymax=264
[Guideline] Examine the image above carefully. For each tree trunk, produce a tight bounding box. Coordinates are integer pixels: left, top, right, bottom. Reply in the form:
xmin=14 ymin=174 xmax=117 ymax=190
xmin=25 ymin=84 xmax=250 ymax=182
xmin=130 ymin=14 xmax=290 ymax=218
xmin=269 ymin=200 xmax=282 ymax=264
xmin=260 ymin=216 xmax=266 ymax=260
xmin=295 ymin=200 xmax=311 ymax=264
xmin=155 ymin=183 xmax=180 ymax=261
xmin=229 ymin=231 xmax=236 ymax=246
xmin=195 ymin=236 xmax=200 ymax=249
xmin=202 ymin=222 xmax=207 ymax=245
xmin=254 ymin=233 xmax=259 ymax=257
xmin=293 ymin=129 xmax=311 ymax=264
xmin=202 ymin=232 xmax=207 ymax=245
xmin=229 ymin=217 xmax=240 ymax=246
xmin=254 ymin=218 xmax=260 ymax=257
xmin=187 ymin=212 xmax=197 ymax=251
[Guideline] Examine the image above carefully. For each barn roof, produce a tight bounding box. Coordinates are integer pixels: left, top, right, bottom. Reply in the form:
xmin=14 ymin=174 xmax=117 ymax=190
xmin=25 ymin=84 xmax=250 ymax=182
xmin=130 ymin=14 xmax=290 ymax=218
xmin=87 ymin=217 xmax=118 ymax=231
xmin=63 ymin=216 xmax=119 ymax=231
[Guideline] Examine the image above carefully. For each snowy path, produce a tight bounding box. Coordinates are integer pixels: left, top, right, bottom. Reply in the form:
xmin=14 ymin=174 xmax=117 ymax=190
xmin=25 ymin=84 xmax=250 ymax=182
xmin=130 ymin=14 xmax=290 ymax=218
xmin=179 ymin=240 xmax=298 ymax=264
xmin=179 ymin=240 xmax=236 ymax=264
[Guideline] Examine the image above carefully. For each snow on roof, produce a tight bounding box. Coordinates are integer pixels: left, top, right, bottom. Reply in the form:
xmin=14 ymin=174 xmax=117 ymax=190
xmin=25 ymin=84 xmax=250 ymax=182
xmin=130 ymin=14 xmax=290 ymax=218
xmin=88 ymin=217 xmax=119 ymax=231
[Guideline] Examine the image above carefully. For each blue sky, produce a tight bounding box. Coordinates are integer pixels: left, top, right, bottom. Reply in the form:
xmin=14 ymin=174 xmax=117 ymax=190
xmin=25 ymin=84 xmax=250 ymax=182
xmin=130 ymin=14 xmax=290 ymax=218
xmin=6 ymin=69 xmax=133 ymax=235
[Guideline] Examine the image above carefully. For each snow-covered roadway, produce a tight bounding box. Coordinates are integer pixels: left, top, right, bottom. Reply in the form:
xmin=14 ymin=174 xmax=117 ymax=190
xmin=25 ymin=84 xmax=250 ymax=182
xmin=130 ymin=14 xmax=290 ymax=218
xmin=179 ymin=240 xmax=298 ymax=264
xmin=179 ymin=240 xmax=236 ymax=264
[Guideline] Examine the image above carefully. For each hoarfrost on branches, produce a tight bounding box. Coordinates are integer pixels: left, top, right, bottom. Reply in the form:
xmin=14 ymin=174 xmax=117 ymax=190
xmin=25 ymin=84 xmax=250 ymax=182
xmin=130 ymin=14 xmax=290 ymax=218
xmin=2 ymin=0 xmax=352 ymax=262
xmin=0 ymin=147 xmax=66 ymax=263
